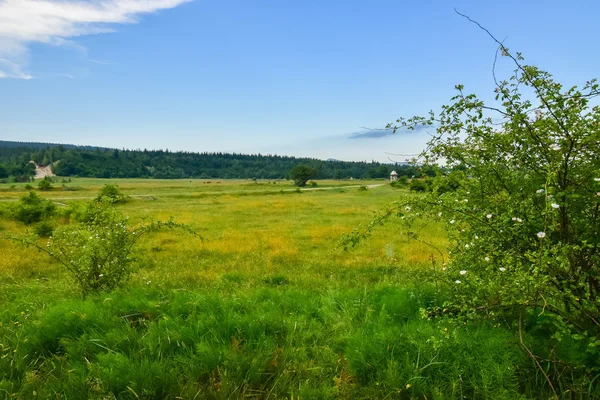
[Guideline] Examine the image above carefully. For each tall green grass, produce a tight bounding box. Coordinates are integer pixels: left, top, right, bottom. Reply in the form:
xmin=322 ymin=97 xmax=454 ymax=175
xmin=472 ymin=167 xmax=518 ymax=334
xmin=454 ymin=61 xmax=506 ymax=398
xmin=1 ymin=283 xmax=539 ymax=399
xmin=0 ymin=179 xmax=596 ymax=398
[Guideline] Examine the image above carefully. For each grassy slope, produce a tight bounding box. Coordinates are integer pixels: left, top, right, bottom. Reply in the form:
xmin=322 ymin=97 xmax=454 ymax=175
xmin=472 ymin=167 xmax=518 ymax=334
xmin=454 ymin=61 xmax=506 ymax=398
xmin=0 ymin=179 xmax=557 ymax=399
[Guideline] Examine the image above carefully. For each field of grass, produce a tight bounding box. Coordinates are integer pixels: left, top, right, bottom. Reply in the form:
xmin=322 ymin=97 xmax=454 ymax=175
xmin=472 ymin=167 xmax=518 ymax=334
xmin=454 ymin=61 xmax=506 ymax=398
xmin=0 ymin=179 xmax=576 ymax=399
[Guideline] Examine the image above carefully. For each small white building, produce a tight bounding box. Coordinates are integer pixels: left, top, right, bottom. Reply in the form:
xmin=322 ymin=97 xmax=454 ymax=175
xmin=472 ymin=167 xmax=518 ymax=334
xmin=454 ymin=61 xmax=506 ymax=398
xmin=389 ymin=170 xmax=398 ymax=182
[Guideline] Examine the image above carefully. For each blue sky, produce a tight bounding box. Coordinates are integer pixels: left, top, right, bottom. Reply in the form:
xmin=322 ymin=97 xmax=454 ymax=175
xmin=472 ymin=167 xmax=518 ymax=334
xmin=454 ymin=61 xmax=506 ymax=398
xmin=1 ymin=0 xmax=599 ymax=162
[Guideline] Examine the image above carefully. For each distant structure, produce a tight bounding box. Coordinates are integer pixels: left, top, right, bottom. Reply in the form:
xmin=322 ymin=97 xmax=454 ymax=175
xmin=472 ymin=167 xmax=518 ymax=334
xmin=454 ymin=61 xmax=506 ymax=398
xmin=389 ymin=170 xmax=398 ymax=182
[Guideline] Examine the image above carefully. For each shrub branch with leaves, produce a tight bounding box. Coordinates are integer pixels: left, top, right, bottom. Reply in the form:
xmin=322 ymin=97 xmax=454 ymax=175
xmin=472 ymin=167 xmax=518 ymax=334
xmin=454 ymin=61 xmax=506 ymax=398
xmin=345 ymin=18 xmax=600 ymax=395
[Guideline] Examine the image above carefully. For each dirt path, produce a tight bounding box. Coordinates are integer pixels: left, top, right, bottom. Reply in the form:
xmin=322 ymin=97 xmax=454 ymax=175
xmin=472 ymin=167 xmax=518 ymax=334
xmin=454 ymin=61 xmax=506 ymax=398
xmin=0 ymin=183 xmax=387 ymax=202
xmin=299 ymin=184 xmax=385 ymax=191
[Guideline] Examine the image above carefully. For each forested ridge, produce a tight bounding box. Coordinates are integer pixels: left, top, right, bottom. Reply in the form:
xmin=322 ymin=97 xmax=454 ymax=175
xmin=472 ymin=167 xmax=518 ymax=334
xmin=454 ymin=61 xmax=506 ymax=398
xmin=0 ymin=140 xmax=417 ymax=180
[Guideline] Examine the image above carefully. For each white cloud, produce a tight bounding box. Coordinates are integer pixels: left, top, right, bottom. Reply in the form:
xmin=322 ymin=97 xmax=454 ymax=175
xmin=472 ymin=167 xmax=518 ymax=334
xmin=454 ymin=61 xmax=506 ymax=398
xmin=89 ymin=58 xmax=113 ymax=65
xmin=0 ymin=0 xmax=192 ymax=79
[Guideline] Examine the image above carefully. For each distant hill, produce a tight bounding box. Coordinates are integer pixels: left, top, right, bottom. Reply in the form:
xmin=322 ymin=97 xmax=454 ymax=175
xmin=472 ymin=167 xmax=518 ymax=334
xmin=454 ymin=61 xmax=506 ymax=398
xmin=0 ymin=140 xmax=421 ymax=181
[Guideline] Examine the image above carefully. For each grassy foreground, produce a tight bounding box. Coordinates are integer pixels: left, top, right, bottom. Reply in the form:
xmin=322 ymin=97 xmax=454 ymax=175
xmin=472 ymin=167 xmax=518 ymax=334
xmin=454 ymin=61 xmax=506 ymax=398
xmin=0 ymin=179 xmax=572 ymax=399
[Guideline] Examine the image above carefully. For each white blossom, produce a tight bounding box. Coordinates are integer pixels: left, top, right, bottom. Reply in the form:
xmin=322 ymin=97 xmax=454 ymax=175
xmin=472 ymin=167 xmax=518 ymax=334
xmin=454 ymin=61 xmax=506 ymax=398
xmin=536 ymin=189 xmax=545 ymax=194
xmin=484 ymin=257 xmax=490 ymax=262
xmin=537 ymin=232 xmax=546 ymax=238
xmin=460 ymin=270 xmax=467 ymax=275
xmin=594 ymin=178 xmax=600 ymax=182
xmin=450 ymin=220 xmax=455 ymax=224
xmin=455 ymin=280 xmax=461 ymax=284
xmin=551 ymin=203 xmax=559 ymax=209
xmin=499 ymin=267 xmax=506 ymax=272
xmin=486 ymin=214 xmax=492 ymax=219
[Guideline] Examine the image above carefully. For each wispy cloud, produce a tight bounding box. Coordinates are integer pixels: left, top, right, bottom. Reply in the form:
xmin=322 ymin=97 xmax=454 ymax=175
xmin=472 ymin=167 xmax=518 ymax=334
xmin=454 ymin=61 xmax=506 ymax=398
xmin=349 ymin=129 xmax=394 ymax=139
xmin=349 ymin=124 xmax=436 ymax=140
xmin=89 ymin=58 xmax=113 ymax=65
xmin=0 ymin=0 xmax=192 ymax=79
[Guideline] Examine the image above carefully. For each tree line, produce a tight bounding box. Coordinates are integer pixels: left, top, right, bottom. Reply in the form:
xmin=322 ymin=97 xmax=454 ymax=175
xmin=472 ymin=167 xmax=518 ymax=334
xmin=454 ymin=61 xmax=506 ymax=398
xmin=0 ymin=141 xmax=421 ymax=181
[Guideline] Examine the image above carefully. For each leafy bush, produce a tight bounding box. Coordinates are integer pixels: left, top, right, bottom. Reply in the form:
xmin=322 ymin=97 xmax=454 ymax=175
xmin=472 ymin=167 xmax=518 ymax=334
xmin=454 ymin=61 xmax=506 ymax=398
xmin=362 ymin=42 xmax=600 ymax=394
xmin=358 ymin=185 xmax=368 ymax=192
xmin=37 ymin=178 xmax=53 ymax=191
xmin=96 ymin=184 xmax=128 ymax=203
xmin=390 ymin=176 xmax=409 ymax=188
xmin=409 ymin=179 xmax=428 ymax=192
xmin=34 ymin=221 xmax=54 ymax=238
xmin=290 ymin=164 xmax=317 ymax=187
xmin=310 ymin=180 xmax=318 ymax=187
xmin=26 ymin=201 xmax=196 ymax=297
xmin=10 ymin=192 xmax=56 ymax=224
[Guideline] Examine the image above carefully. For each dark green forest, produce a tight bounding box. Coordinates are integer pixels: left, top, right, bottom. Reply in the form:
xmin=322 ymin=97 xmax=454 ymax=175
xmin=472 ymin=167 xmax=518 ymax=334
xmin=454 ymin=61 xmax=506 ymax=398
xmin=0 ymin=141 xmax=418 ymax=181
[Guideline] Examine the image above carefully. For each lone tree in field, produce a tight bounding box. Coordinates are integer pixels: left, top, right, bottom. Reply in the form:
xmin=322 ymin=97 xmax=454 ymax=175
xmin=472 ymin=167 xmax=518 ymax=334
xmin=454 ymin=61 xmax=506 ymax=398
xmin=37 ymin=177 xmax=53 ymax=191
xmin=96 ymin=184 xmax=128 ymax=203
xmin=346 ymin=15 xmax=600 ymax=395
xmin=290 ymin=164 xmax=317 ymax=187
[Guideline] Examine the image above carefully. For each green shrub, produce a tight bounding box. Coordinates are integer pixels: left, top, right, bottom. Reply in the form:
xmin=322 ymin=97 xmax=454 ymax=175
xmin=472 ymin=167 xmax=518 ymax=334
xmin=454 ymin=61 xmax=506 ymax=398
xmin=25 ymin=201 xmax=195 ymax=297
xmin=96 ymin=184 xmax=128 ymax=203
xmin=37 ymin=178 xmax=53 ymax=191
xmin=409 ymin=179 xmax=428 ymax=192
xmin=390 ymin=176 xmax=408 ymax=188
xmin=358 ymin=185 xmax=368 ymax=192
xmin=34 ymin=221 xmax=54 ymax=238
xmin=375 ymin=44 xmax=600 ymax=394
xmin=10 ymin=192 xmax=55 ymax=224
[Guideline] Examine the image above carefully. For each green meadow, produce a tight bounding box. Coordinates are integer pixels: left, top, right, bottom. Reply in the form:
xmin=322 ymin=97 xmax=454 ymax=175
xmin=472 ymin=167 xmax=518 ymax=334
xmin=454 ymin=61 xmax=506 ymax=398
xmin=0 ymin=179 xmax=571 ymax=399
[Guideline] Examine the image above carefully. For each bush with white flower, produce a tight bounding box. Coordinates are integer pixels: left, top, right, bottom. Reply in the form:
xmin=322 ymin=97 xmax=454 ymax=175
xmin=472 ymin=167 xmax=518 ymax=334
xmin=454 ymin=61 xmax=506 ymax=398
xmin=345 ymin=41 xmax=600 ymax=390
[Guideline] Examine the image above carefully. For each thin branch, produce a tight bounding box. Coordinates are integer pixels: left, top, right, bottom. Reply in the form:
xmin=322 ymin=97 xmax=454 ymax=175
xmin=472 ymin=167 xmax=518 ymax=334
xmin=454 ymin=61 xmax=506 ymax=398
xmin=454 ymin=8 xmax=573 ymax=141
xmin=519 ymin=312 xmax=559 ymax=399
